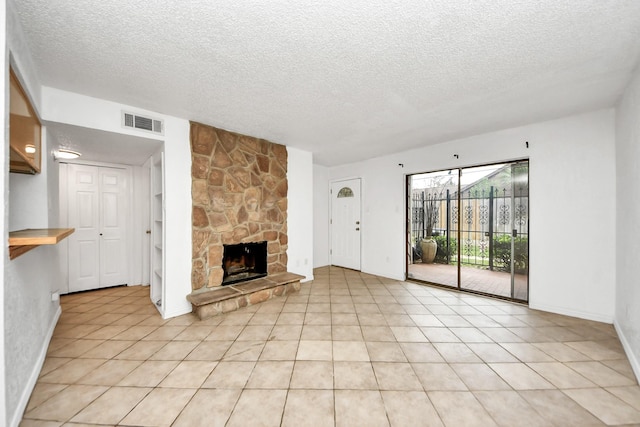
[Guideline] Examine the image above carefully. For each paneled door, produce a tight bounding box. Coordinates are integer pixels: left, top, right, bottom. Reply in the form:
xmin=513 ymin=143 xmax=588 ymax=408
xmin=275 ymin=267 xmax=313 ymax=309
xmin=331 ymin=178 xmax=362 ymax=270
xmin=68 ymin=164 xmax=128 ymax=292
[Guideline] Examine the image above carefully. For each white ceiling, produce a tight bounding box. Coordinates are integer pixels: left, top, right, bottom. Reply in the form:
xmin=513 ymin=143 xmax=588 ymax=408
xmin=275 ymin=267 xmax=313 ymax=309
xmin=47 ymin=123 xmax=162 ymax=166
xmin=13 ymin=0 xmax=640 ymax=166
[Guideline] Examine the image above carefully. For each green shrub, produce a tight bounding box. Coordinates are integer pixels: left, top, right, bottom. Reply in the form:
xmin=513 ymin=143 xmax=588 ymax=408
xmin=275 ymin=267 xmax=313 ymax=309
xmin=493 ymin=235 xmax=528 ymax=274
xmin=422 ymin=233 xmax=528 ymax=273
xmin=434 ymin=235 xmax=457 ymax=264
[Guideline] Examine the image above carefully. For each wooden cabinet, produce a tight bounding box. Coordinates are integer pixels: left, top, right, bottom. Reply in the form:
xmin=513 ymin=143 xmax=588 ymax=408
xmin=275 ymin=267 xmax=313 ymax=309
xmin=10 ymin=69 xmax=42 ymax=174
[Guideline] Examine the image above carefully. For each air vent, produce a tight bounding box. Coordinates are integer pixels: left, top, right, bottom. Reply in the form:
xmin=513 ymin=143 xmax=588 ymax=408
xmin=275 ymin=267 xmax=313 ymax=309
xmin=122 ymin=111 xmax=164 ymax=135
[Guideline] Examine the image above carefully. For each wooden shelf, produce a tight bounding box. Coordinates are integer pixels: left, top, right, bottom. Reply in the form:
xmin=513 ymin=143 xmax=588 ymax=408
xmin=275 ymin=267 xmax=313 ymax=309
xmin=9 ymin=228 xmax=74 ymax=260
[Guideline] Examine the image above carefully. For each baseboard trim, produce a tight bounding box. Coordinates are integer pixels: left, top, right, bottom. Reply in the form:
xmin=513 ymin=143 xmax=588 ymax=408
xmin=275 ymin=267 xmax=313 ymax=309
xmin=162 ymin=306 xmax=192 ymax=320
xmin=528 ymin=302 xmax=614 ymax=324
xmin=613 ymin=319 xmax=640 ymax=384
xmin=10 ymin=305 xmax=62 ymax=427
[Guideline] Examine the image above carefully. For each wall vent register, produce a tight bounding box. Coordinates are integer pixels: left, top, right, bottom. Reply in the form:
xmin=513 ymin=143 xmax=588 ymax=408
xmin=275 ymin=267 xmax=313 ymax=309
xmin=122 ymin=111 xmax=164 ymax=135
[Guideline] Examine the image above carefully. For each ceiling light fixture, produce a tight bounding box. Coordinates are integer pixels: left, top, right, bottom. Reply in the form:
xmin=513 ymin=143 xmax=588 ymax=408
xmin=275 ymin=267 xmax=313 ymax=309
xmin=25 ymin=144 xmax=36 ymax=154
xmin=54 ymin=149 xmax=81 ymax=160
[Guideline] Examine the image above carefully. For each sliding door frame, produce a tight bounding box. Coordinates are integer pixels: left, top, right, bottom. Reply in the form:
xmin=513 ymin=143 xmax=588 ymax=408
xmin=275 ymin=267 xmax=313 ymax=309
xmin=405 ymin=159 xmax=529 ymax=303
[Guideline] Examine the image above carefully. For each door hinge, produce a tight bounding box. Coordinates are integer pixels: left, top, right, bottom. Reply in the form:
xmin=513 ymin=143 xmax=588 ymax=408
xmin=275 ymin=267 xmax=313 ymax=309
xmin=330 ymin=249 xmax=332 ymax=255
xmin=330 ymin=219 xmax=332 ymax=224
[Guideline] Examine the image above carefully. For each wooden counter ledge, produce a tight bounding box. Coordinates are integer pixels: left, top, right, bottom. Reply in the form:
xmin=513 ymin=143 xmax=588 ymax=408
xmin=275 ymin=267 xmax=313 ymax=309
xmin=9 ymin=228 xmax=75 ymax=259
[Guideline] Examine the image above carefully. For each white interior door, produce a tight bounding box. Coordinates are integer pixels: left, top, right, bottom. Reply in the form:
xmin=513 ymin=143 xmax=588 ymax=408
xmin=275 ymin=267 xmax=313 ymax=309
xmin=98 ymin=168 xmax=128 ymax=286
xmin=68 ymin=164 xmax=128 ymax=292
xmin=141 ymin=159 xmax=151 ymax=286
xmin=331 ymin=178 xmax=361 ymax=270
xmin=68 ymin=164 xmax=100 ymax=292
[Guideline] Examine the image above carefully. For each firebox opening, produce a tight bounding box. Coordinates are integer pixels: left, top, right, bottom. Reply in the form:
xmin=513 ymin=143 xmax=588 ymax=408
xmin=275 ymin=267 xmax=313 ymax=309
xmin=222 ymin=241 xmax=268 ymax=285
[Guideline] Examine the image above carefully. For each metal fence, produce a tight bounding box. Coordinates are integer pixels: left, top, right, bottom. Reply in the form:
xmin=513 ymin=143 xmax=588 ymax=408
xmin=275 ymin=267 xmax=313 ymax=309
xmin=411 ymin=186 xmax=528 ymax=273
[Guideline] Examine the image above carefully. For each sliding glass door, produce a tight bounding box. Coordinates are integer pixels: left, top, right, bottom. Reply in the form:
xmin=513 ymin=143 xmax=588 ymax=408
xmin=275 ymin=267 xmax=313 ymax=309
xmin=407 ymin=169 xmax=459 ymax=288
xmin=407 ymin=161 xmax=529 ymax=302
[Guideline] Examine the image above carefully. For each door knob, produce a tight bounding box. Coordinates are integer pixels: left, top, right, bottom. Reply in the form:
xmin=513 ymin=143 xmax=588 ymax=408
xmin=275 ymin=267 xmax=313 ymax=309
xmin=146 ymin=230 xmax=151 ymax=234
xmin=356 ymin=221 xmax=360 ymax=224
xmin=356 ymin=227 xmax=360 ymax=231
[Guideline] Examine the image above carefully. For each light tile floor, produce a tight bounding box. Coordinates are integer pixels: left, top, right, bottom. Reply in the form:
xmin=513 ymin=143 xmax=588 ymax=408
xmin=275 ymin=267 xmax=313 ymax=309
xmin=21 ymin=266 xmax=640 ymax=427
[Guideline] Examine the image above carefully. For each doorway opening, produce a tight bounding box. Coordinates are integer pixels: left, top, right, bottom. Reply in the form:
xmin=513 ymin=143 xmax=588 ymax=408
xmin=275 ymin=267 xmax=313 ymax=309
xmin=407 ymin=160 xmax=529 ymax=302
xmin=53 ymin=123 xmax=164 ymax=304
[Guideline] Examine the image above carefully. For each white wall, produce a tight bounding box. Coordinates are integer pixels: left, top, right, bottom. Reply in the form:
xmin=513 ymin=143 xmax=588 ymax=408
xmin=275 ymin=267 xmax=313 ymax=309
xmin=1 ymin=1 xmax=8 ymax=424
xmin=6 ymin=132 xmax=63 ymax=427
xmin=6 ymin=130 xmax=64 ymax=427
xmin=286 ymin=147 xmax=314 ymax=281
xmin=4 ymin=2 xmax=66 ymax=425
xmin=313 ymin=164 xmax=329 ymax=268
xmin=321 ymin=109 xmax=616 ymax=323
xmin=615 ymin=66 xmax=640 ymax=381
xmin=160 ymin=118 xmax=192 ymax=318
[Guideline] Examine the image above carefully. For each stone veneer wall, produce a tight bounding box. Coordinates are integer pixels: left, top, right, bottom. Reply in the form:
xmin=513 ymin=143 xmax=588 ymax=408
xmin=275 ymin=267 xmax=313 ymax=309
xmin=190 ymin=122 xmax=288 ymax=292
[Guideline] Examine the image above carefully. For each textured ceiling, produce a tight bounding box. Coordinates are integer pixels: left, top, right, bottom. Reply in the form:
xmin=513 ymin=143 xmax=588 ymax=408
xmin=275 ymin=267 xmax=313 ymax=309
xmin=48 ymin=123 xmax=162 ymax=166
xmin=12 ymin=0 xmax=640 ymax=166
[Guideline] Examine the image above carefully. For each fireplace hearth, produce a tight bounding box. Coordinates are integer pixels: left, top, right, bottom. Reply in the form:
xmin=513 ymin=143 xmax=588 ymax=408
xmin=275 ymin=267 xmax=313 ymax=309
xmin=222 ymin=241 xmax=268 ymax=285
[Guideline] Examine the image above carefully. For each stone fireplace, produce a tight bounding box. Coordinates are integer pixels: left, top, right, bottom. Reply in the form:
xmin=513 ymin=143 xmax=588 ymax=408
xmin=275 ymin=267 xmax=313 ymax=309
xmin=190 ymin=121 xmax=289 ymax=292
xmin=188 ymin=122 xmax=302 ymax=319
xmin=222 ymin=241 xmax=268 ymax=285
